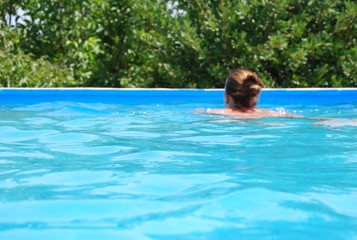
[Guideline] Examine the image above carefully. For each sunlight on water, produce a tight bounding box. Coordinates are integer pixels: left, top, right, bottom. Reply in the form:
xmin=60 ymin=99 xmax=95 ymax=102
xmin=0 ymin=101 xmax=357 ymax=239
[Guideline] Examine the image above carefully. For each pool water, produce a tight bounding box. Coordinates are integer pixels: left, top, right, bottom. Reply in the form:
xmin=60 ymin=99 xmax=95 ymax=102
xmin=0 ymin=100 xmax=357 ymax=239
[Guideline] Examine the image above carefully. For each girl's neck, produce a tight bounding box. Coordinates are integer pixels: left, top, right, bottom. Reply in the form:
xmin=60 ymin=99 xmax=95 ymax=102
xmin=225 ymin=100 xmax=255 ymax=113
xmin=235 ymin=106 xmax=255 ymax=113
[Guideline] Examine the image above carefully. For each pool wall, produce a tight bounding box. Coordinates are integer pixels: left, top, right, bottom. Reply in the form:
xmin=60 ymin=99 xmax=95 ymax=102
xmin=0 ymin=88 xmax=356 ymax=105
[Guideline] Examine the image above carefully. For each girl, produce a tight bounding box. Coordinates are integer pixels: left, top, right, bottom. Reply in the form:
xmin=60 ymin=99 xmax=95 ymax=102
xmin=206 ymin=69 xmax=293 ymax=118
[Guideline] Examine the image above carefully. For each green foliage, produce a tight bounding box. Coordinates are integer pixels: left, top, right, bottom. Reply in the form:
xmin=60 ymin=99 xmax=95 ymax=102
xmin=0 ymin=0 xmax=356 ymax=88
xmin=0 ymin=26 xmax=74 ymax=87
xmin=16 ymin=0 xmax=104 ymax=85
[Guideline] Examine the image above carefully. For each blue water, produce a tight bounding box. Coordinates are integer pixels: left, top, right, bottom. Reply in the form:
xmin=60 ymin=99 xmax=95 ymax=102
xmin=0 ymin=101 xmax=357 ymax=240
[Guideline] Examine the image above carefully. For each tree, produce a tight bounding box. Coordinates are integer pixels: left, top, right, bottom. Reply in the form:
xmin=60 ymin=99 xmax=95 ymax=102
xmin=0 ymin=0 xmax=356 ymax=88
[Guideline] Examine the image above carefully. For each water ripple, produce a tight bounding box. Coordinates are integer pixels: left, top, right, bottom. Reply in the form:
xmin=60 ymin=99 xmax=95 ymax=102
xmin=0 ymin=126 xmax=58 ymax=143
xmin=39 ymin=133 xmax=98 ymax=144
xmin=0 ymin=102 xmax=356 ymax=239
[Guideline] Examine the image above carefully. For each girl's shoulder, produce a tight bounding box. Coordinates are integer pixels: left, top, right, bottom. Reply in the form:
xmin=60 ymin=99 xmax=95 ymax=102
xmin=195 ymin=108 xmax=300 ymax=118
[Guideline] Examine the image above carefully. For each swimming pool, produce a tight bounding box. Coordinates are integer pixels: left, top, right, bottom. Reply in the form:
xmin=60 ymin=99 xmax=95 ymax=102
xmin=0 ymin=88 xmax=356 ymax=239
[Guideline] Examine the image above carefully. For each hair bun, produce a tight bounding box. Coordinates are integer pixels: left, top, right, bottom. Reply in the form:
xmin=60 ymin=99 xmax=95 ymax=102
xmin=249 ymin=84 xmax=261 ymax=97
xmin=249 ymin=73 xmax=265 ymax=88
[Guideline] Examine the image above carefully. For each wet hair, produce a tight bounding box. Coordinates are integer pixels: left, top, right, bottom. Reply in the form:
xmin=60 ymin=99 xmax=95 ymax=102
xmin=225 ymin=69 xmax=265 ymax=109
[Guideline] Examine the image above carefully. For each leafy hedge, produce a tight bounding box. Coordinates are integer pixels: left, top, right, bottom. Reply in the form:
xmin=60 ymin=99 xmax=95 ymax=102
xmin=1 ymin=0 xmax=356 ymax=88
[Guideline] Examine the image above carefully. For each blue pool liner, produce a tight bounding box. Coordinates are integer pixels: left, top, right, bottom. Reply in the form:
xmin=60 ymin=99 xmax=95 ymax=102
xmin=0 ymin=88 xmax=356 ymax=105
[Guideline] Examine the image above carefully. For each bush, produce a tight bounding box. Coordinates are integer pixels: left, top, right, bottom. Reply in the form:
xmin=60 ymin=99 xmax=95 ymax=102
xmin=0 ymin=0 xmax=356 ymax=88
xmin=0 ymin=27 xmax=74 ymax=87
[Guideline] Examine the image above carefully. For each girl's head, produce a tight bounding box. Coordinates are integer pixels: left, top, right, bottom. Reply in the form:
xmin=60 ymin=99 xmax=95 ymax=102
xmin=224 ymin=69 xmax=265 ymax=109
